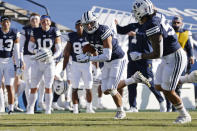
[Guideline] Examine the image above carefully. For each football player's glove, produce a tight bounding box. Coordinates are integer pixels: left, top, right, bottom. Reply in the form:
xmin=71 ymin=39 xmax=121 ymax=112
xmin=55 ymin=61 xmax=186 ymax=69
xmin=32 ymin=48 xmax=53 ymax=63
xmin=129 ymin=51 xmax=142 ymax=61
xmin=76 ymin=53 xmax=90 ymax=63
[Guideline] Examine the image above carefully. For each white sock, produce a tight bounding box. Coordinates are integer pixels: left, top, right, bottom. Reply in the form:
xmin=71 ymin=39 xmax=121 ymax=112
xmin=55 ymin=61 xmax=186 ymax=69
xmin=73 ymin=104 xmax=78 ymax=111
xmin=28 ymin=93 xmax=38 ymax=111
xmin=39 ymin=87 xmax=45 ymax=104
xmin=0 ymin=88 xmax=5 ymax=111
xmin=117 ymin=106 xmax=124 ymax=112
xmin=25 ymin=85 xmax=31 ymax=106
xmin=17 ymin=80 xmax=26 ymax=96
xmin=174 ymin=103 xmax=189 ymax=116
xmin=124 ymin=77 xmax=136 ymax=86
xmin=9 ymin=104 xmax=14 ymax=111
xmin=97 ymin=97 xmax=102 ymax=105
xmin=45 ymin=93 xmax=53 ymax=111
xmin=87 ymin=102 xmax=92 ymax=110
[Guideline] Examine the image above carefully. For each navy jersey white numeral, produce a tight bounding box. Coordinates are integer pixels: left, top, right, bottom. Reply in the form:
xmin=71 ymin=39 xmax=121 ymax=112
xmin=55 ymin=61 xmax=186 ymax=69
xmin=0 ymin=28 xmax=19 ymax=58
xmin=68 ymin=32 xmax=89 ymax=62
xmin=84 ymin=25 xmax=124 ymax=61
xmin=143 ymin=13 xmax=181 ymax=56
xmin=32 ymin=27 xmax=61 ymax=54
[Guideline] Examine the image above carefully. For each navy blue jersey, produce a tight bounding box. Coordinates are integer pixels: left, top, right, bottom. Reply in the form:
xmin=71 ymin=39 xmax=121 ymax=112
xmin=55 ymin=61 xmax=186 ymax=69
xmin=68 ymin=32 xmax=89 ymax=62
xmin=31 ymin=27 xmax=61 ymax=54
xmin=143 ymin=13 xmax=181 ymax=56
xmin=84 ymin=24 xmax=124 ymax=61
xmin=0 ymin=28 xmax=20 ymax=58
xmin=116 ymin=23 xmax=152 ymax=63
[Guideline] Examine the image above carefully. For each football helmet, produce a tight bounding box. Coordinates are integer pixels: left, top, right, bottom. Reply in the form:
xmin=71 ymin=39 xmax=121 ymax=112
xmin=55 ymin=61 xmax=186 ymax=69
xmin=32 ymin=48 xmax=53 ymax=63
xmin=53 ymin=80 xmax=68 ymax=95
xmin=81 ymin=11 xmax=99 ymax=34
xmin=132 ymin=0 xmax=154 ymax=22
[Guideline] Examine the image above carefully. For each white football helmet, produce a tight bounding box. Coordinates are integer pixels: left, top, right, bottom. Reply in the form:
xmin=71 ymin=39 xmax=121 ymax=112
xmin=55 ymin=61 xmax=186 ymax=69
xmin=32 ymin=48 xmax=53 ymax=62
xmin=81 ymin=11 xmax=99 ymax=34
xmin=132 ymin=0 xmax=154 ymax=22
xmin=53 ymin=80 xmax=68 ymax=95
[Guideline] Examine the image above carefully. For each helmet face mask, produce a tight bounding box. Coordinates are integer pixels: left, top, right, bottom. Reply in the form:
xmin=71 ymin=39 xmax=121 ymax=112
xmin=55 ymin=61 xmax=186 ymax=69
xmin=132 ymin=0 xmax=154 ymax=23
xmin=81 ymin=11 xmax=99 ymax=34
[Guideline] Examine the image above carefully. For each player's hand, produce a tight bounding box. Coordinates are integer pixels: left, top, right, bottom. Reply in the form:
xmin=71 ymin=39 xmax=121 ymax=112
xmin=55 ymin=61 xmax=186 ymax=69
xmin=76 ymin=54 xmax=89 ymax=62
xmin=16 ymin=67 xmax=22 ymax=76
xmin=129 ymin=52 xmax=142 ymax=61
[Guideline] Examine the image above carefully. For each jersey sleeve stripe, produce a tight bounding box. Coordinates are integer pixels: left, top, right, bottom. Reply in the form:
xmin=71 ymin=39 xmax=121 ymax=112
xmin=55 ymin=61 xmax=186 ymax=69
xmin=146 ymin=28 xmax=160 ymax=36
xmin=146 ymin=26 xmax=160 ymax=32
xmin=101 ymin=29 xmax=111 ymax=40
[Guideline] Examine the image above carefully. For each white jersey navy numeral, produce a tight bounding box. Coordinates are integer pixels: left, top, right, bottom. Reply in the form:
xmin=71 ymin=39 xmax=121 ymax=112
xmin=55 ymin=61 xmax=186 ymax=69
xmin=37 ymin=38 xmax=53 ymax=49
xmin=73 ymin=42 xmax=88 ymax=54
xmin=0 ymin=39 xmax=13 ymax=51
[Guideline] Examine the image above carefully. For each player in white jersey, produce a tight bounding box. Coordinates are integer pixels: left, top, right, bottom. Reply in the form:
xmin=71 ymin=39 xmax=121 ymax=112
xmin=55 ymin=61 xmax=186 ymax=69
xmin=26 ymin=15 xmax=62 ymax=114
xmin=0 ymin=16 xmax=21 ymax=114
xmin=62 ymin=20 xmax=95 ymax=114
xmin=131 ymin=0 xmax=191 ymax=123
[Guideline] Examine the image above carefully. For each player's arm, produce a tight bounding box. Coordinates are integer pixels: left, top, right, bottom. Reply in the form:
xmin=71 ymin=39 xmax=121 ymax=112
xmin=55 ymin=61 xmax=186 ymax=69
xmin=62 ymin=41 xmax=72 ymax=71
xmin=185 ymin=33 xmax=194 ymax=64
xmin=14 ymin=37 xmax=21 ymax=68
xmin=141 ymin=34 xmax=163 ymax=59
xmin=89 ymin=36 xmax=112 ymax=62
xmin=53 ymin=36 xmax=62 ymax=59
xmin=19 ymin=30 xmax=26 ymax=69
xmin=28 ymin=36 xmax=37 ymax=54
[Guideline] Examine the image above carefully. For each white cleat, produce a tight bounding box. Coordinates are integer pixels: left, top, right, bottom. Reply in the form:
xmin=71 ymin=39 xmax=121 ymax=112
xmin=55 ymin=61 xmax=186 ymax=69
xmin=133 ymin=71 xmax=151 ymax=87
xmin=26 ymin=109 xmax=34 ymax=115
xmin=64 ymin=102 xmax=73 ymax=111
xmin=45 ymin=109 xmax=51 ymax=114
xmin=73 ymin=109 xmax=79 ymax=114
xmin=114 ymin=111 xmax=126 ymax=119
xmin=38 ymin=102 xmax=46 ymax=111
xmin=52 ymin=102 xmax=65 ymax=111
xmin=126 ymin=106 xmax=138 ymax=113
xmin=159 ymin=102 xmax=166 ymax=112
xmin=173 ymin=115 xmax=191 ymax=124
xmin=86 ymin=108 xmax=95 ymax=113
xmin=14 ymin=106 xmax=24 ymax=112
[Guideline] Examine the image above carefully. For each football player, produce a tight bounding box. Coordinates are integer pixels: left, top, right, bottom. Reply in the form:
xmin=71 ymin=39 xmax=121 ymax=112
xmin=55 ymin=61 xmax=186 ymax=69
xmin=27 ymin=15 xmax=62 ymax=114
xmin=62 ymin=20 xmax=95 ymax=114
xmin=0 ymin=16 xmax=21 ymax=114
xmin=78 ymin=11 xmax=151 ymax=119
xmin=130 ymin=0 xmax=191 ymax=123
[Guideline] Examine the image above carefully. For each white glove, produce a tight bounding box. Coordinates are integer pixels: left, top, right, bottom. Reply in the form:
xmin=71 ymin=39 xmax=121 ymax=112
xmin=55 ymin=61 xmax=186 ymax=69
xmin=129 ymin=52 xmax=142 ymax=61
xmin=76 ymin=54 xmax=89 ymax=62
xmin=16 ymin=67 xmax=22 ymax=76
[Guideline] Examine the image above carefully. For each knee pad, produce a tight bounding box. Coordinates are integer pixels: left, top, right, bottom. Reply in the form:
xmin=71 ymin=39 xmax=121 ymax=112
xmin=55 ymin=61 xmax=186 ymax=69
xmin=109 ymin=89 xmax=118 ymax=96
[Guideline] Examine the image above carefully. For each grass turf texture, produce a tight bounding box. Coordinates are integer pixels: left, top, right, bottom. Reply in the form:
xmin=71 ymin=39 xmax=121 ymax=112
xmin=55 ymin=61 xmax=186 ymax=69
xmin=0 ymin=111 xmax=197 ymax=131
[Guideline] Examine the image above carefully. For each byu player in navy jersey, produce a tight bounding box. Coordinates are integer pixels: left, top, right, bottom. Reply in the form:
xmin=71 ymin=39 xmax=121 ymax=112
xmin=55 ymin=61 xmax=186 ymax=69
xmin=78 ymin=11 xmax=151 ymax=119
xmin=115 ymin=19 xmax=165 ymax=112
xmin=131 ymin=0 xmax=191 ymax=123
xmin=27 ymin=15 xmax=62 ymax=114
xmin=62 ymin=20 xmax=95 ymax=114
xmin=20 ymin=13 xmax=44 ymax=111
xmin=0 ymin=16 xmax=21 ymax=114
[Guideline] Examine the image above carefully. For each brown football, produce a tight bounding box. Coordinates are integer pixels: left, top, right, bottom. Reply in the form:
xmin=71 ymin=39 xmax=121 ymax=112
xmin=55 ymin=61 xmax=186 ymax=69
xmin=82 ymin=44 xmax=96 ymax=54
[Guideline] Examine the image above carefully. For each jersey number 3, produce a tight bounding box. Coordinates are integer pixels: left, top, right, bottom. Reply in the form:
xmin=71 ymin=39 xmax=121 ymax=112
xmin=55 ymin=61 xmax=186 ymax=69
xmin=0 ymin=39 xmax=13 ymax=51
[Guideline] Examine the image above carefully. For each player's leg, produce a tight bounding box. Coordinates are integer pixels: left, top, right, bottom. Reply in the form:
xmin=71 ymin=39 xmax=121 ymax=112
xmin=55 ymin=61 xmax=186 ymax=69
xmin=81 ymin=62 xmax=94 ymax=113
xmin=161 ymin=50 xmax=191 ymax=124
xmin=43 ymin=62 xmax=56 ymax=114
xmin=179 ymin=70 xmax=197 ymax=84
xmin=4 ymin=60 xmax=15 ymax=114
xmin=38 ymin=78 xmax=46 ymax=111
xmin=27 ymin=62 xmax=42 ymax=114
xmin=70 ymin=62 xmax=81 ymax=114
xmin=103 ymin=59 xmax=126 ymax=119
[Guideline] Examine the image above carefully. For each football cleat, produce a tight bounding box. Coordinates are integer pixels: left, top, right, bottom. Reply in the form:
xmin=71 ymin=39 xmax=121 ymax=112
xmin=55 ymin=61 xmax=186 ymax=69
xmin=114 ymin=111 xmax=126 ymax=119
xmin=126 ymin=106 xmax=138 ymax=113
xmin=86 ymin=108 xmax=95 ymax=113
xmin=52 ymin=102 xmax=65 ymax=111
xmin=159 ymin=101 xmax=166 ymax=112
xmin=133 ymin=71 xmax=151 ymax=87
xmin=38 ymin=102 xmax=46 ymax=111
xmin=14 ymin=106 xmax=24 ymax=112
xmin=173 ymin=115 xmax=191 ymax=124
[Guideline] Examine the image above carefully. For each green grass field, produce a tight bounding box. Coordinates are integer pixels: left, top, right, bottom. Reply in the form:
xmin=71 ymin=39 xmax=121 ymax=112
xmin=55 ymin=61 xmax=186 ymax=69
xmin=0 ymin=110 xmax=197 ymax=131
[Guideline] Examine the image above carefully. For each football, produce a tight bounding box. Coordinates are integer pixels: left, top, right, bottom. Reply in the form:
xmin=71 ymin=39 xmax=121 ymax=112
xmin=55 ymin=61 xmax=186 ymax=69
xmin=82 ymin=44 xmax=96 ymax=54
